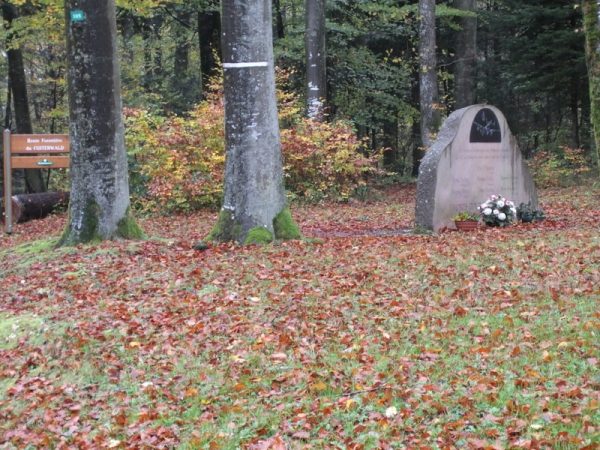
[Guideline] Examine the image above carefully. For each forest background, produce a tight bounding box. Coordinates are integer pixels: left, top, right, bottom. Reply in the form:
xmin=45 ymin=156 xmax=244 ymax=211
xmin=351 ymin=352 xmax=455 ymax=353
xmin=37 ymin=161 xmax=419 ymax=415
xmin=0 ymin=0 xmax=597 ymax=211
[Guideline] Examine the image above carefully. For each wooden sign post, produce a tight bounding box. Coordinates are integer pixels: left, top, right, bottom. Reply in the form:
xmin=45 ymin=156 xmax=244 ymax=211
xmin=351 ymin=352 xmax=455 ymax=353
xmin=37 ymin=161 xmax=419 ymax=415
xmin=2 ymin=130 xmax=70 ymax=234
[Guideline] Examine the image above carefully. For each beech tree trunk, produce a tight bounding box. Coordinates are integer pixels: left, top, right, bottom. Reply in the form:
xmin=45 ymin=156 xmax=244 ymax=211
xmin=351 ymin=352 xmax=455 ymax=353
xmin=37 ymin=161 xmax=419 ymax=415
xmin=582 ymin=0 xmax=600 ymax=173
xmin=418 ymin=0 xmax=440 ymax=149
xmin=453 ymin=0 xmax=476 ymax=109
xmin=1 ymin=2 xmax=46 ymax=194
xmin=209 ymin=0 xmax=299 ymax=244
xmin=305 ymin=0 xmax=326 ymax=120
xmin=60 ymin=0 xmax=142 ymax=245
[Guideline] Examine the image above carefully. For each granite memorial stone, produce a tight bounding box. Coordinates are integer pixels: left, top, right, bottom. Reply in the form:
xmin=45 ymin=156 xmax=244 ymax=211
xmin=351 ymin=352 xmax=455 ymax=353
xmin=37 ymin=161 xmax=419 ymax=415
xmin=415 ymin=105 xmax=538 ymax=232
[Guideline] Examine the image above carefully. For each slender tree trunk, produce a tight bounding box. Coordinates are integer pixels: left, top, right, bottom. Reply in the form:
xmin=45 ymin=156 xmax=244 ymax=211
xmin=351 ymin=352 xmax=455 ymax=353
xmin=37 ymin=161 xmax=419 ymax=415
xmin=208 ymin=0 xmax=299 ymax=244
xmin=174 ymin=19 xmax=190 ymax=74
xmin=305 ymin=0 xmax=326 ymax=120
xmin=418 ymin=0 xmax=440 ymax=149
xmin=171 ymin=8 xmax=195 ymax=111
xmin=198 ymin=10 xmax=221 ymax=94
xmin=582 ymin=0 xmax=600 ymax=173
xmin=453 ymin=0 xmax=477 ymax=108
xmin=142 ymin=21 xmax=153 ymax=91
xmin=1 ymin=2 xmax=45 ymax=193
xmin=60 ymin=0 xmax=142 ymax=245
xmin=152 ymin=16 xmax=163 ymax=81
xmin=274 ymin=0 xmax=285 ymax=39
xmin=570 ymin=76 xmax=580 ymax=148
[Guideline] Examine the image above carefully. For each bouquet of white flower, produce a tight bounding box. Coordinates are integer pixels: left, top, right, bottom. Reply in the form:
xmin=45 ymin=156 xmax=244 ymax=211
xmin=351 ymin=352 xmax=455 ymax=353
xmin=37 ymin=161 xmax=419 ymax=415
xmin=478 ymin=195 xmax=517 ymax=227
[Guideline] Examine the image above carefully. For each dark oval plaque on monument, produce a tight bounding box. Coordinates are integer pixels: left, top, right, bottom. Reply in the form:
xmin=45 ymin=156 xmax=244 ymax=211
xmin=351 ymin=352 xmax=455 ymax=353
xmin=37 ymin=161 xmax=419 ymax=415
xmin=470 ymin=107 xmax=501 ymax=143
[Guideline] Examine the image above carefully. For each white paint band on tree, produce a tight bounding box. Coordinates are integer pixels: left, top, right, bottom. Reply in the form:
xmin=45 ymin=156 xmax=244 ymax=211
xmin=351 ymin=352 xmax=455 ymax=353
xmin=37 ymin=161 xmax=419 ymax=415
xmin=223 ymin=62 xmax=269 ymax=69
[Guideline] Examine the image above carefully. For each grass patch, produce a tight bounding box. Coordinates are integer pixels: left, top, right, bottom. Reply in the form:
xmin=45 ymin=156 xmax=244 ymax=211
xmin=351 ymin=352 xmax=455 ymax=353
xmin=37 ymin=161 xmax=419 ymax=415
xmin=0 ymin=185 xmax=598 ymax=448
xmin=0 ymin=312 xmax=46 ymax=350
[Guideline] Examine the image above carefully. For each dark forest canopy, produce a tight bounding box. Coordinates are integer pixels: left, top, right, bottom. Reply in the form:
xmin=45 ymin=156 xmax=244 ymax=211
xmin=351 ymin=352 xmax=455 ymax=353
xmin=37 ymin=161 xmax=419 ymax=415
xmin=0 ymin=0 xmax=595 ymax=195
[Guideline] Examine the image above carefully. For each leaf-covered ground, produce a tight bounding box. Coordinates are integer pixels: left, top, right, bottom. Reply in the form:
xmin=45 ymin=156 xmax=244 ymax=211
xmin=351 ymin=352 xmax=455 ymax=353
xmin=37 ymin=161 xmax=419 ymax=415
xmin=0 ymin=185 xmax=598 ymax=449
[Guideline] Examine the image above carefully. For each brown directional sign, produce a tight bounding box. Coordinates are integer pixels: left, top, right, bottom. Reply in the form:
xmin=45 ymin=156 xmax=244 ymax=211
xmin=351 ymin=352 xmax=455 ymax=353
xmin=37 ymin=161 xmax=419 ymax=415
xmin=3 ymin=130 xmax=71 ymax=234
xmin=10 ymin=134 xmax=69 ymax=153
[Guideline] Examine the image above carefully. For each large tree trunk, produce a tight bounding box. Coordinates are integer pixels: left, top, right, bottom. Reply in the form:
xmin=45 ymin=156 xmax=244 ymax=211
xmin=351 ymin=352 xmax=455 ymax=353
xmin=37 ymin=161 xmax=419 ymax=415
xmin=582 ymin=0 xmax=600 ymax=173
xmin=209 ymin=0 xmax=300 ymax=244
xmin=418 ymin=0 xmax=440 ymax=149
xmin=453 ymin=0 xmax=476 ymax=109
xmin=59 ymin=0 xmax=142 ymax=245
xmin=1 ymin=2 xmax=46 ymax=194
xmin=305 ymin=0 xmax=326 ymax=120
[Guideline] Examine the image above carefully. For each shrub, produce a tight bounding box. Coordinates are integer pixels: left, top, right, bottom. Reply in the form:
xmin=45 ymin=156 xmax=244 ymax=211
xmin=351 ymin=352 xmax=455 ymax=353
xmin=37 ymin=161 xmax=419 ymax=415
xmin=125 ymin=101 xmax=225 ymax=213
xmin=125 ymin=78 xmax=380 ymax=212
xmin=281 ymin=119 xmax=380 ymax=202
xmin=530 ymin=147 xmax=593 ymax=188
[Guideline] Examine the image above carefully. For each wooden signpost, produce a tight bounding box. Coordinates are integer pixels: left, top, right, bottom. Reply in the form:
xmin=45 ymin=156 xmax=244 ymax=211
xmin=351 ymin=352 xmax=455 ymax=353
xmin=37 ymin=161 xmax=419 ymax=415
xmin=2 ymin=130 xmax=70 ymax=234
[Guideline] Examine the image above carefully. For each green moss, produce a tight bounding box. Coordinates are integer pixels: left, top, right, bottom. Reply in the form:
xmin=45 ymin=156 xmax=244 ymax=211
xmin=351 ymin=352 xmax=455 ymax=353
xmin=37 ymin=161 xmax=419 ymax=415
xmin=208 ymin=206 xmax=299 ymax=244
xmin=116 ymin=209 xmax=145 ymax=240
xmin=243 ymin=227 xmax=273 ymax=245
xmin=273 ymin=207 xmax=301 ymax=240
xmin=58 ymin=200 xmax=102 ymax=246
xmin=207 ymin=209 xmax=242 ymax=242
xmin=0 ymin=238 xmax=75 ymax=277
xmin=13 ymin=237 xmax=58 ymax=255
xmin=58 ymin=203 xmax=144 ymax=246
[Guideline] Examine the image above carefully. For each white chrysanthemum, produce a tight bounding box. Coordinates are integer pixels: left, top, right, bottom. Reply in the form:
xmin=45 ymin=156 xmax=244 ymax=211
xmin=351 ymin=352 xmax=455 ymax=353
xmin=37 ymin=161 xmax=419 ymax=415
xmin=483 ymin=208 xmax=492 ymax=215
xmin=493 ymin=209 xmax=500 ymax=215
xmin=497 ymin=200 xmax=505 ymax=208
xmin=498 ymin=212 xmax=507 ymax=221
xmin=491 ymin=195 xmax=498 ymax=200
xmin=385 ymin=406 xmax=398 ymax=418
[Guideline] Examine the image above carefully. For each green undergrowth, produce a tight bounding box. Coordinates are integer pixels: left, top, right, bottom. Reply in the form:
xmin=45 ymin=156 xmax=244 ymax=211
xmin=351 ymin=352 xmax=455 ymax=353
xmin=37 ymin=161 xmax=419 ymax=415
xmin=0 ymin=238 xmax=73 ymax=276
xmin=0 ymin=312 xmax=46 ymax=350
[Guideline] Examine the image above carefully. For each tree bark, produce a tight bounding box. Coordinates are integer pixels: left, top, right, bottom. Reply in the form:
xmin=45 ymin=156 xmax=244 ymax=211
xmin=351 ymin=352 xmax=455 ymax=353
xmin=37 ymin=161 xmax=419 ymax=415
xmin=582 ymin=0 xmax=600 ymax=173
xmin=418 ymin=0 xmax=440 ymax=149
xmin=1 ymin=2 xmax=46 ymax=193
xmin=60 ymin=0 xmax=142 ymax=245
xmin=209 ymin=0 xmax=299 ymax=244
xmin=305 ymin=0 xmax=326 ymax=120
xmin=453 ymin=0 xmax=476 ymax=109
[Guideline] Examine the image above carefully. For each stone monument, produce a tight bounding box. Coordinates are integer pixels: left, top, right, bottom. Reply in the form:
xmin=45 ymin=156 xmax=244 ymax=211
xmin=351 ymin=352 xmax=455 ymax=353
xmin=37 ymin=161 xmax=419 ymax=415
xmin=415 ymin=104 xmax=538 ymax=232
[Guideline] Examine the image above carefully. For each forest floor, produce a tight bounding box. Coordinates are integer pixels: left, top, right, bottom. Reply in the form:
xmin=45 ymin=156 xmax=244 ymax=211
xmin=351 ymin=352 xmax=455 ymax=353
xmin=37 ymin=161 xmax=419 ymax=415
xmin=0 ymin=184 xmax=598 ymax=449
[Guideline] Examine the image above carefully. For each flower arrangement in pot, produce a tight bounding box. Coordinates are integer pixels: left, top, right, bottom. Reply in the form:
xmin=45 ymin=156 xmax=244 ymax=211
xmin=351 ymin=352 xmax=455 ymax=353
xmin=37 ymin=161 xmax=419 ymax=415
xmin=478 ymin=195 xmax=516 ymax=227
xmin=452 ymin=211 xmax=480 ymax=231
